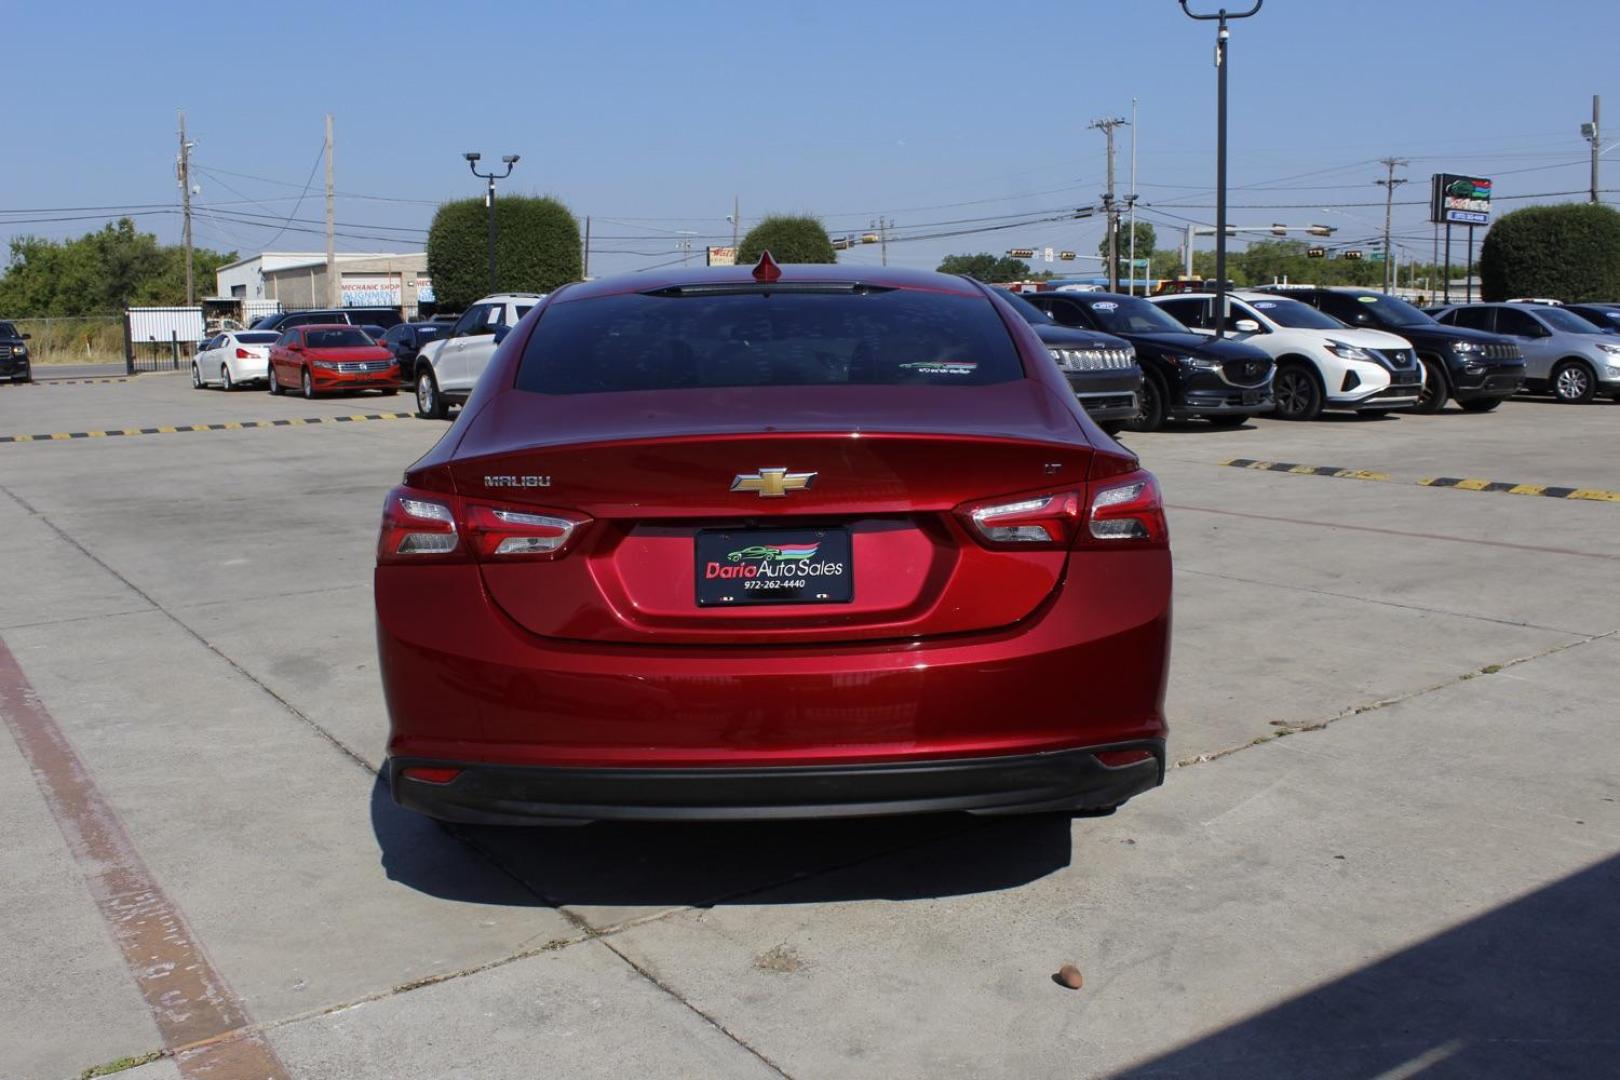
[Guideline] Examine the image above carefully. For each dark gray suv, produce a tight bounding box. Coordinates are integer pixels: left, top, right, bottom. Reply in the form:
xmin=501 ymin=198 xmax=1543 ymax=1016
xmin=1433 ymin=303 xmax=1620 ymax=403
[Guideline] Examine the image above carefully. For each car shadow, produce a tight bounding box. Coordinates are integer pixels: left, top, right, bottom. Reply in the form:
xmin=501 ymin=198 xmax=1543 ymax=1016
xmin=1113 ymin=853 xmax=1620 ymax=1079
xmin=369 ymin=768 xmax=1075 ymax=908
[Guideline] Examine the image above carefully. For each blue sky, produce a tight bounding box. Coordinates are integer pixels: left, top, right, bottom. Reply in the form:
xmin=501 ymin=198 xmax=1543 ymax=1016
xmin=4 ymin=0 xmax=1616 ymax=279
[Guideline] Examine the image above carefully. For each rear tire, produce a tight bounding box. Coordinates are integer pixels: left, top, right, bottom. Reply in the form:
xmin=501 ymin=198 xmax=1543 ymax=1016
xmin=1551 ymin=360 xmax=1595 ymax=403
xmin=301 ymin=367 xmax=315 ymax=400
xmin=221 ymin=366 xmax=234 ymax=392
xmin=1272 ymin=363 xmax=1323 ymax=421
xmin=268 ymin=365 xmax=282 ymax=395
xmin=191 ymin=363 xmax=203 ymax=390
xmin=1458 ymin=397 xmax=1502 ymax=413
xmin=1121 ymin=373 xmax=1166 ymax=433
xmin=380 ymin=387 xmax=398 ymax=396
xmin=1412 ymin=357 xmax=1449 ymax=413
xmin=416 ymin=367 xmax=448 ymax=420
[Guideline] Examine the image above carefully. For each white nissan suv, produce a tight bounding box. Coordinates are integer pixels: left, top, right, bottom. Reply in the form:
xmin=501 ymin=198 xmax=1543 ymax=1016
xmin=1151 ymin=291 xmax=1424 ymax=420
xmin=412 ymin=293 xmax=545 ymax=418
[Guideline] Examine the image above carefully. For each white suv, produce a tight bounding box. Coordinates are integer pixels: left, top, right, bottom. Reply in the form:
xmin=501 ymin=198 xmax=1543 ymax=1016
xmin=1151 ymin=291 xmax=1424 ymax=420
xmin=412 ymin=293 xmax=545 ymax=418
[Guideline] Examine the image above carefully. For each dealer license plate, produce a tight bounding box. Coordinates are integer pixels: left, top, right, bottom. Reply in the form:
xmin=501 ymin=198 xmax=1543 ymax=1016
xmin=695 ymin=528 xmax=854 ymax=606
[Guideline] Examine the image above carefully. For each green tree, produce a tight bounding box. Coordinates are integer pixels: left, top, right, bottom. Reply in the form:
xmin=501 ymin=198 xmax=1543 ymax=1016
xmin=936 ymin=253 xmax=1031 ymax=281
xmin=426 ymin=195 xmax=581 ymax=311
xmin=737 ymin=215 xmax=837 ymax=264
xmin=0 ymin=219 xmax=234 ymax=315
xmin=1098 ymin=222 xmax=1156 ymax=270
xmin=1479 ymin=203 xmax=1620 ymax=302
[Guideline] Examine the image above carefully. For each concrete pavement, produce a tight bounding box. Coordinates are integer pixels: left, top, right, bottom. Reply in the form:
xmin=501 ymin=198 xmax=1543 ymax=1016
xmin=1 ymin=378 xmax=1616 ymax=1078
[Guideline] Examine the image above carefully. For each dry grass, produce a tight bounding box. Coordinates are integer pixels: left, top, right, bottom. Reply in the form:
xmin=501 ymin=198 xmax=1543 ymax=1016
xmin=12 ymin=316 xmax=126 ymax=365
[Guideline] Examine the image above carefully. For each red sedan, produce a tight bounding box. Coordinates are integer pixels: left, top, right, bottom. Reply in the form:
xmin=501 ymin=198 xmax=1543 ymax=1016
xmin=376 ymin=254 xmax=1171 ymax=824
xmin=267 ymin=324 xmax=400 ymax=399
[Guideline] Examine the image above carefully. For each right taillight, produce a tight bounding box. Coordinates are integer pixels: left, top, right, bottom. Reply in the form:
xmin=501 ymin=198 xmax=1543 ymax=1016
xmin=1083 ymin=473 xmax=1167 ymax=546
xmin=377 ymin=485 xmax=592 ymax=565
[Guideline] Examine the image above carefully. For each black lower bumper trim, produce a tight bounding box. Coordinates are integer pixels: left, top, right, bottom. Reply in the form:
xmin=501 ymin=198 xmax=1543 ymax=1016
xmin=391 ymin=741 xmax=1167 ymax=825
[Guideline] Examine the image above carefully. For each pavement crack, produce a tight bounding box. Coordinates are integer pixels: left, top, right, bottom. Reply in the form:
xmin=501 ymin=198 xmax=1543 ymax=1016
xmin=596 ymin=937 xmax=797 ymax=1079
xmin=1175 ymin=629 xmax=1619 ymax=768
xmin=0 ymin=481 xmax=377 ymax=777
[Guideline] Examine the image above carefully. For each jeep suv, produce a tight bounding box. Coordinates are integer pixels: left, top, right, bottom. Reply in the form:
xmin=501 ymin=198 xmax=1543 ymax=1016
xmin=412 ymin=293 xmax=545 ymax=418
xmin=1257 ymin=286 xmax=1523 ymax=413
xmin=0 ymin=320 xmax=31 ymax=383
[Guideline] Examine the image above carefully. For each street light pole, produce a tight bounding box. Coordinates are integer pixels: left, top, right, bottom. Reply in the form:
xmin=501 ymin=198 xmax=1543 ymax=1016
xmin=464 ymin=152 xmax=519 ymax=294
xmin=1178 ymin=0 xmax=1263 ymax=339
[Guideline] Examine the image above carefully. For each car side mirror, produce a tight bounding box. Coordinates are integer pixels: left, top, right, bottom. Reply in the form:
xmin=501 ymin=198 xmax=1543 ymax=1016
xmin=492 ymin=325 xmax=511 ymax=345
xmin=20 ymin=332 xmax=31 ymax=340
xmin=1233 ymin=319 xmax=1260 ymax=333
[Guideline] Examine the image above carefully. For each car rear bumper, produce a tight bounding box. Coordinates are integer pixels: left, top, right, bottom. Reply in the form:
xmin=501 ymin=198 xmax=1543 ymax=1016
xmin=377 ymin=552 xmax=1172 ymax=818
xmin=390 ymin=740 xmax=1166 ymax=823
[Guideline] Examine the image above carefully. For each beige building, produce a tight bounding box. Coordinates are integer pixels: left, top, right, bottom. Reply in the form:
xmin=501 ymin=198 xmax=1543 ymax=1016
xmin=214 ymin=252 xmax=433 ymax=313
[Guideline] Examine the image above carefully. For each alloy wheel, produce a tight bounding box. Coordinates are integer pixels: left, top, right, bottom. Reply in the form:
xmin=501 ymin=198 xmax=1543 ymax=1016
xmin=302 ymin=368 xmax=314 ymax=399
xmin=191 ymin=363 xmax=202 ymax=389
xmin=1555 ymin=364 xmax=1591 ymax=402
xmin=417 ymin=372 xmax=435 ymax=416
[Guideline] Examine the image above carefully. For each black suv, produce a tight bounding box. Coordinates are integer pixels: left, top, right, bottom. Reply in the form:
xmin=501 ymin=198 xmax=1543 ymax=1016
xmin=0 ymin=320 xmax=31 ymax=383
xmin=1257 ymin=286 xmax=1523 ymax=413
xmin=248 ymin=307 xmax=404 ymax=333
xmin=995 ymin=289 xmax=1142 ymax=433
xmin=1020 ymin=291 xmax=1274 ymax=432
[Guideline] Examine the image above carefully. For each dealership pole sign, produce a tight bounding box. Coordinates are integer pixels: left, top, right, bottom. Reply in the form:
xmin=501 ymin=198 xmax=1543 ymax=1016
xmin=1430 ymin=174 xmax=1492 ymax=226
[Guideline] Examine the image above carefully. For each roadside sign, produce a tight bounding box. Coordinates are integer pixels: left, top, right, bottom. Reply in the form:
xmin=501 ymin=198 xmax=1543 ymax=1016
xmin=1043 ymin=247 xmax=1054 ymax=263
xmin=1430 ymin=174 xmax=1492 ymax=226
xmin=706 ymin=247 xmax=737 ymax=267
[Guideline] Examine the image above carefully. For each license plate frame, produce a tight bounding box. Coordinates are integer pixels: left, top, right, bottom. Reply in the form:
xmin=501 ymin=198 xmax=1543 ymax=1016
xmin=695 ymin=528 xmax=854 ymax=607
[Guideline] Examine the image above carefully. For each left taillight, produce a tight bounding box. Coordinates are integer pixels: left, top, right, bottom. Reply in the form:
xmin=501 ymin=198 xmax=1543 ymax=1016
xmin=377 ymin=485 xmax=591 ymax=565
xmin=235 ymin=347 xmax=254 ymax=359
xmin=378 ymin=488 xmax=462 ymax=562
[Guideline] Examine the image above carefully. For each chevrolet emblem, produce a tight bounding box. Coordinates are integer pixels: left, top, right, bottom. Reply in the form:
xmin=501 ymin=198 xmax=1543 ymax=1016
xmin=731 ymin=468 xmax=816 ymax=498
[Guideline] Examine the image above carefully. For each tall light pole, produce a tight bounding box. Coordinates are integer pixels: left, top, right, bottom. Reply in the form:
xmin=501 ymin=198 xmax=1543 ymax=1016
xmin=465 ymin=152 xmax=519 ymax=293
xmin=1178 ymin=0 xmax=1263 ymax=339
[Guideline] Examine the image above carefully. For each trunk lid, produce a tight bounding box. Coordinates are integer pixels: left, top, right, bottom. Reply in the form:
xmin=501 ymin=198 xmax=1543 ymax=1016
xmin=443 ymin=383 xmax=1095 ymax=645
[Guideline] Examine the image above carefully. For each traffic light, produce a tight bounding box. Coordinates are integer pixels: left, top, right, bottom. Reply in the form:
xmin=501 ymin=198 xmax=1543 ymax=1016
xmin=1058 ymin=250 xmax=1077 ymax=261
xmin=1007 ymin=248 xmax=1036 ymax=259
xmin=1307 ymin=247 xmax=1326 ymax=258
xmin=1344 ymin=250 xmax=1364 ymax=261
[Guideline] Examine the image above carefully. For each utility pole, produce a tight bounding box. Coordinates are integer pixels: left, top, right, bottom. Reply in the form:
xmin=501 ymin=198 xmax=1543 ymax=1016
xmin=582 ymin=215 xmax=590 ymax=280
xmin=871 ymin=217 xmax=890 ymax=266
xmin=1090 ymin=117 xmax=1127 ymax=291
xmin=177 ymin=110 xmax=194 ymax=305
xmin=324 ymin=114 xmax=337 ymax=306
xmin=1376 ymin=157 xmax=1408 ymax=293
xmin=732 ymin=195 xmax=740 ymax=250
xmin=1583 ymin=95 xmax=1602 ymax=204
xmin=1127 ymin=98 xmax=1138 ymax=296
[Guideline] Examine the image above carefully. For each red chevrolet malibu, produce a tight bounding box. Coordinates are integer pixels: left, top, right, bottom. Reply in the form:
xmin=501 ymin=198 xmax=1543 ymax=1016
xmin=376 ymin=255 xmax=1171 ymax=823
xmin=267 ymin=324 xmax=399 ymax=399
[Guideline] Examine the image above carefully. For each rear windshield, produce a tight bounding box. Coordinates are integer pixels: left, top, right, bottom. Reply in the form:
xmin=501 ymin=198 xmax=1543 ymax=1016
xmin=1536 ymin=307 xmax=1605 ymax=335
xmin=515 ymin=287 xmax=1024 ymax=394
xmin=236 ymin=332 xmax=279 ymax=344
xmin=304 ymin=328 xmax=373 ymax=348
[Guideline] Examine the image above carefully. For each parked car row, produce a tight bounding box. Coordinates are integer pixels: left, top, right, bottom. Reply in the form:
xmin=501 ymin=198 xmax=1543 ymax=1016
xmin=192 ymin=324 xmax=400 ymax=398
xmin=1425 ymin=302 xmax=1620 ymax=404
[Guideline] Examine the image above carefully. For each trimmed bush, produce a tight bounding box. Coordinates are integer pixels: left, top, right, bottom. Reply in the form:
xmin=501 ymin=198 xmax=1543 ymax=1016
xmin=737 ymin=215 xmax=837 ymax=265
xmin=1479 ymin=202 xmax=1620 ymax=302
xmin=426 ymin=195 xmax=581 ymax=310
